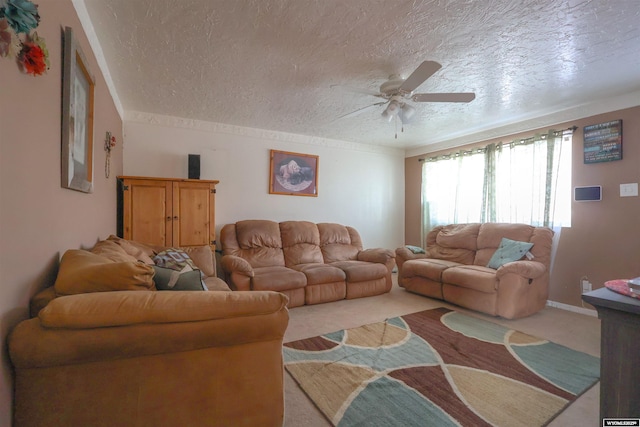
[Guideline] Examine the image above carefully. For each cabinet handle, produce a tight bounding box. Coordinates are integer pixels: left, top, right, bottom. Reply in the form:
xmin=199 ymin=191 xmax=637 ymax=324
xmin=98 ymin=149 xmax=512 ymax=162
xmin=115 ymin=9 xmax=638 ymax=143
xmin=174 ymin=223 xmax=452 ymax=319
xmin=173 ymin=216 xmax=179 ymax=220
xmin=166 ymin=216 xmax=171 ymax=221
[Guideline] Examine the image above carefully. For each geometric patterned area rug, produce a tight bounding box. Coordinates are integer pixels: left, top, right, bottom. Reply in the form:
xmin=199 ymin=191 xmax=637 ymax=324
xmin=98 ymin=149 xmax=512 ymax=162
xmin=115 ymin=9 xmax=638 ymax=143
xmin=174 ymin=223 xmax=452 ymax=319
xmin=283 ymin=307 xmax=600 ymax=427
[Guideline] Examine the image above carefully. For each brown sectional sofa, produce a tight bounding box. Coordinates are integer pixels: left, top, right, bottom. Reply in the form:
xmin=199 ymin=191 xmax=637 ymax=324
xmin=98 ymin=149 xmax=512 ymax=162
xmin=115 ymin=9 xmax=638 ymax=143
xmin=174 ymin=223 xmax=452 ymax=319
xmin=9 ymin=236 xmax=289 ymax=427
xmin=220 ymin=220 xmax=396 ymax=307
xmin=396 ymin=222 xmax=553 ymax=319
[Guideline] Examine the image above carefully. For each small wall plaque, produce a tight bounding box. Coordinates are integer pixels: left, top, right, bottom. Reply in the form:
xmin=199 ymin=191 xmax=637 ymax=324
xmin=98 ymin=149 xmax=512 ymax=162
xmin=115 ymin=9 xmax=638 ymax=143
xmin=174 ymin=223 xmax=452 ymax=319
xmin=583 ymin=120 xmax=622 ymax=164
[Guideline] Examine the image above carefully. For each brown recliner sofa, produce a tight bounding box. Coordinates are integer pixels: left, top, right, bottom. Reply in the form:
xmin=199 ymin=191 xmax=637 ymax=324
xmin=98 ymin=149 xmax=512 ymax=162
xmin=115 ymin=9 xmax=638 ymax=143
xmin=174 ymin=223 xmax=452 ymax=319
xmin=9 ymin=236 xmax=289 ymax=427
xmin=220 ymin=220 xmax=395 ymax=307
xmin=396 ymin=223 xmax=553 ymax=319
xmin=9 ymin=291 xmax=289 ymax=427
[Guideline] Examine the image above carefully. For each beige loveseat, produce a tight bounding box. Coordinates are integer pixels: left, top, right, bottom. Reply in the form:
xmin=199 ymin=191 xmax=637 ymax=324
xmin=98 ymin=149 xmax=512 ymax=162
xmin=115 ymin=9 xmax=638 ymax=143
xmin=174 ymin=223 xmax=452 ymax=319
xmin=220 ymin=220 xmax=395 ymax=307
xmin=396 ymin=223 xmax=553 ymax=319
xmin=9 ymin=236 xmax=289 ymax=427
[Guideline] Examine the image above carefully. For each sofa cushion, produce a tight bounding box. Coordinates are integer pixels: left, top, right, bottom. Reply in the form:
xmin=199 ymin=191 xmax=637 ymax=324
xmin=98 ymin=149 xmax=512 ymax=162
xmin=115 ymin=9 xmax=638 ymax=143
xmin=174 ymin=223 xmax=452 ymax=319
xmin=179 ymin=245 xmax=216 ymax=277
xmin=90 ymin=240 xmax=138 ymax=263
xmin=152 ymin=266 xmax=205 ymax=291
xmin=486 ymin=238 xmax=534 ymax=269
xmin=107 ymin=235 xmax=156 ymax=264
xmin=329 ymin=260 xmax=387 ymax=283
xmin=252 ymin=266 xmax=306 ymax=291
xmin=38 ymin=289 xmax=288 ymax=329
xmin=475 ymin=223 xmax=535 ymax=266
xmin=435 ymin=223 xmax=480 ymax=250
xmin=425 ymin=246 xmax=476 ymax=265
xmin=442 ymin=265 xmax=497 ymax=293
xmin=318 ymin=223 xmax=362 ymax=263
xmin=403 ymin=258 xmax=461 ymax=282
xmin=292 ymin=263 xmax=345 ymax=285
xmin=223 ymin=221 xmax=286 ymax=268
xmin=54 ymin=250 xmax=155 ymax=296
xmin=280 ymin=221 xmax=323 ymax=266
xmin=203 ymin=277 xmax=232 ymax=291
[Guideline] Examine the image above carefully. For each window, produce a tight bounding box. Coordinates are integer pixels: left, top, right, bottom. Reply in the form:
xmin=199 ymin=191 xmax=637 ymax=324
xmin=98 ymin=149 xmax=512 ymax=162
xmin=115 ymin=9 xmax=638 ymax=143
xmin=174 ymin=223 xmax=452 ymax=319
xmin=422 ymin=129 xmax=572 ymax=233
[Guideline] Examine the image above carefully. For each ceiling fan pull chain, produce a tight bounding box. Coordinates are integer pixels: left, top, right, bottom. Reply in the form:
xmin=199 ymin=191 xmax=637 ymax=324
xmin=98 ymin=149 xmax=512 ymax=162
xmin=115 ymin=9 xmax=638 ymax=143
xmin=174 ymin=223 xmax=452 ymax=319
xmin=395 ymin=114 xmax=398 ymax=139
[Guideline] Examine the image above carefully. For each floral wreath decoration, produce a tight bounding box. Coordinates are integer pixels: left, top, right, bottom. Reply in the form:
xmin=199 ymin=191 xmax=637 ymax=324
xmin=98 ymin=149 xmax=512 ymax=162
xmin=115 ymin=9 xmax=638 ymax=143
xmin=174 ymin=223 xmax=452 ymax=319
xmin=0 ymin=0 xmax=49 ymax=76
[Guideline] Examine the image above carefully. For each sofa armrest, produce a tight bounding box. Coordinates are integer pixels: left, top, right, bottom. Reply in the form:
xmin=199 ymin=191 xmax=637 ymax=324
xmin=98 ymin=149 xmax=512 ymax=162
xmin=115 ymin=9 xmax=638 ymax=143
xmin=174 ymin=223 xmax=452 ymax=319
xmin=221 ymin=255 xmax=254 ymax=277
xmin=496 ymin=260 xmax=546 ymax=280
xmin=395 ymin=247 xmax=428 ymax=269
xmin=10 ymin=290 xmax=288 ymax=368
xmin=357 ymin=248 xmax=395 ymax=271
xmin=29 ymin=286 xmax=57 ymax=318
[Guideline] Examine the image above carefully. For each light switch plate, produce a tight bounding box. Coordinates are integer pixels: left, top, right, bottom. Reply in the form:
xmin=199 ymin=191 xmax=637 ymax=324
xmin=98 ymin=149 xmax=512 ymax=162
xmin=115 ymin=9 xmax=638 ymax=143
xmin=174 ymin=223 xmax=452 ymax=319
xmin=620 ymin=183 xmax=639 ymax=197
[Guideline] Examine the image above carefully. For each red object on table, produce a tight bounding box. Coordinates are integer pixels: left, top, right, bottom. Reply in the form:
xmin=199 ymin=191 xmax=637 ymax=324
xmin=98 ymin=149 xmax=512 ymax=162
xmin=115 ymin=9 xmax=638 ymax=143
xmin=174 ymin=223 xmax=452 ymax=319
xmin=605 ymin=279 xmax=640 ymax=300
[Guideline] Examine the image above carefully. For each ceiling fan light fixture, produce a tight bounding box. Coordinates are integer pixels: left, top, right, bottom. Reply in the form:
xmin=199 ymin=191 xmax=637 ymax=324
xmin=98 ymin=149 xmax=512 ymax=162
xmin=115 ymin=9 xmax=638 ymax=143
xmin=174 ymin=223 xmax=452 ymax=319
xmin=382 ymin=99 xmax=400 ymax=121
xmin=400 ymin=103 xmax=416 ymax=122
xmin=381 ymin=109 xmax=394 ymax=122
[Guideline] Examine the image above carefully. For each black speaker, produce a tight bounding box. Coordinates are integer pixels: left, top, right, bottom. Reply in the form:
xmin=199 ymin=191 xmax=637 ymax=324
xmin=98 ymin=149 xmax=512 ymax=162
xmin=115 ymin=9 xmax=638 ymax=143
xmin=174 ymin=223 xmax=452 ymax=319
xmin=188 ymin=154 xmax=200 ymax=179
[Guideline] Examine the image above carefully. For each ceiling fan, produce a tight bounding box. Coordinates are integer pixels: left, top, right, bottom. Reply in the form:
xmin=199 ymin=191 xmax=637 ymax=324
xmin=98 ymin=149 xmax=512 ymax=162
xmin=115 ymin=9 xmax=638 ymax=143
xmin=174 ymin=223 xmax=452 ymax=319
xmin=333 ymin=61 xmax=475 ymax=125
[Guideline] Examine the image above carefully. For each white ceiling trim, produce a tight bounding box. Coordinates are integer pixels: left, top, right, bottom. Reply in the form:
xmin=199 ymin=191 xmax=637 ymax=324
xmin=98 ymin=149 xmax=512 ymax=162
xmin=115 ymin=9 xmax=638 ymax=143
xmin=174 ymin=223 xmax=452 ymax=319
xmin=406 ymin=89 xmax=640 ymax=157
xmin=125 ymin=111 xmax=405 ymax=157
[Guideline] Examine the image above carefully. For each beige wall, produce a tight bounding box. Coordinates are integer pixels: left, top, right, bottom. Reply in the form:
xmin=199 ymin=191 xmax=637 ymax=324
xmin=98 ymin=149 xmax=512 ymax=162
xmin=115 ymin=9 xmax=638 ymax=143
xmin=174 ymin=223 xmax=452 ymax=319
xmin=122 ymin=116 xmax=406 ymax=250
xmin=405 ymin=106 xmax=640 ymax=307
xmin=0 ymin=1 xmax=123 ymax=423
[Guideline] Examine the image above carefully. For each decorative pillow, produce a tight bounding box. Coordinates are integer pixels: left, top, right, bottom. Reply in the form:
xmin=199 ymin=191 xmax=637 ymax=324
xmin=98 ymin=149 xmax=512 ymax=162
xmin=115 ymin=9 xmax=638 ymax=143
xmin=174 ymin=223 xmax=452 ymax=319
xmin=54 ymin=250 xmax=155 ymax=296
xmin=90 ymin=240 xmax=138 ymax=263
xmin=486 ymin=238 xmax=534 ymax=269
xmin=153 ymin=249 xmax=198 ymax=271
xmin=152 ymin=266 xmax=205 ymax=291
xmin=107 ymin=235 xmax=156 ymax=264
xmin=405 ymin=245 xmax=426 ymax=254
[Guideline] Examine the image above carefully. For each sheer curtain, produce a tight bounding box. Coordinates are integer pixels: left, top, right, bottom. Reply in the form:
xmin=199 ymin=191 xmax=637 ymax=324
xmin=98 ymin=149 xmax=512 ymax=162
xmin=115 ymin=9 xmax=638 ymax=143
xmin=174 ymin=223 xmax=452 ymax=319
xmin=421 ymin=129 xmax=572 ymax=240
xmin=422 ymin=149 xmax=485 ymax=233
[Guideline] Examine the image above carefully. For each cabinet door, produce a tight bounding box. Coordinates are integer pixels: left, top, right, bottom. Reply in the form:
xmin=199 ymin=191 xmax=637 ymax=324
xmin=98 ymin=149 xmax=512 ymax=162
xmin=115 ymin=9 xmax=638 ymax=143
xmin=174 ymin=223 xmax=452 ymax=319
xmin=172 ymin=181 xmax=216 ymax=248
xmin=122 ymin=179 xmax=172 ymax=247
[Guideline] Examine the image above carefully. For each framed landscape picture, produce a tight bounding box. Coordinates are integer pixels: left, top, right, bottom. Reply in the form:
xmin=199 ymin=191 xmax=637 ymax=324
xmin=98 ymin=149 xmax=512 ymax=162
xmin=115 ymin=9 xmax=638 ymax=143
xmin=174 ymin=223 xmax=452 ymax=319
xmin=61 ymin=27 xmax=95 ymax=193
xmin=269 ymin=150 xmax=318 ymax=197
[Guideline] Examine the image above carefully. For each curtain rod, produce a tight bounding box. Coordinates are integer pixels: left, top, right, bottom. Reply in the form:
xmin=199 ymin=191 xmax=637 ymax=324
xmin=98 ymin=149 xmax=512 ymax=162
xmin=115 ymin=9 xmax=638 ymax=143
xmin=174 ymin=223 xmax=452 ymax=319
xmin=418 ymin=126 xmax=578 ymax=162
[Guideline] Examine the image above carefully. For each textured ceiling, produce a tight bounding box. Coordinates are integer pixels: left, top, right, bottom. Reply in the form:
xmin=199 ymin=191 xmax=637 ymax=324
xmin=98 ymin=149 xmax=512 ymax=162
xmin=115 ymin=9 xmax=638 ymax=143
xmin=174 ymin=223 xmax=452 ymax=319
xmin=81 ymin=0 xmax=640 ymax=151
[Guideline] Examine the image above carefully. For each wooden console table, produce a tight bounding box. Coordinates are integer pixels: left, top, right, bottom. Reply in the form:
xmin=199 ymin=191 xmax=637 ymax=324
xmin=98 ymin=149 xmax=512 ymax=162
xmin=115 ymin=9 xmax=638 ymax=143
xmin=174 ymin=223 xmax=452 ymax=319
xmin=582 ymin=286 xmax=640 ymax=420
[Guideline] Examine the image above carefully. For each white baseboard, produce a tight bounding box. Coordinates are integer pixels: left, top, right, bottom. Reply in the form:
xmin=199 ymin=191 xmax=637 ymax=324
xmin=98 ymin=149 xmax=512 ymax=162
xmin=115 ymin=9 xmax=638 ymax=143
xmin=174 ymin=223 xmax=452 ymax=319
xmin=546 ymin=300 xmax=598 ymax=317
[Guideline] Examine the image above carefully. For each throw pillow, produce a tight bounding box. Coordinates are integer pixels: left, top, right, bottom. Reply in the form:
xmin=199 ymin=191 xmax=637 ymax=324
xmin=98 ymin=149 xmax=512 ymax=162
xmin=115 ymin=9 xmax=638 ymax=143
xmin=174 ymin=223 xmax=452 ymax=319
xmin=107 ymin=235 xmax=156 ymax=264
xmin=90 ymin=240 xmax=138 ymax=263
xmin=152 ymin=266 xmax=205 ymax=291
xmin=54 ymin=250 xmax=155 ymax=296
xmin=405 ymin=245 xmax=426 ymax=254
xmin=486 ymin=238 xmax=534 ymax=269
xmin=153 ymin=249 xmax=198 ymax=271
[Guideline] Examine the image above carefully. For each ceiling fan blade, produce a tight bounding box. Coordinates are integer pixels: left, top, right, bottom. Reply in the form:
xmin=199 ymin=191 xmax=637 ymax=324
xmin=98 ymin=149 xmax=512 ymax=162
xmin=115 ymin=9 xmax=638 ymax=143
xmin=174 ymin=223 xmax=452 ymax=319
xmin=398 ymin=61 xmax=442 ymax=93
xmin=333 ymin=101 xmax=388 ymax=121
xmin=412 ymin=92 xmax=476 ymax=103
xmin=330 ymin=84 xmax=384 ymax=97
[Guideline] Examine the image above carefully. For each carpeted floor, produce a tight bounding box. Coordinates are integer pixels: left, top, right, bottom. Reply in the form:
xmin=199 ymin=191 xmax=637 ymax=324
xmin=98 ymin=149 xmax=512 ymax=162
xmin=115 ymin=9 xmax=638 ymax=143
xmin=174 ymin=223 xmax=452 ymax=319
xmin=283 ymin=274 xmax=601 ymax=427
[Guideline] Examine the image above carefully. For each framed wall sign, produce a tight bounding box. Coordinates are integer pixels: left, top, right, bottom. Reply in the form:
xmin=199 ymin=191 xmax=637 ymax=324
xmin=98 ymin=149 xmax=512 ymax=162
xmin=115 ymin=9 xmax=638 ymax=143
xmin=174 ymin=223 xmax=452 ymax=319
xmin=583 ymin=120 xmax=622 ymax=164
xmin=269 ymin=149 xmax=318 ymax=197
xmin=61 ymin=26 xmax=95 ymax=193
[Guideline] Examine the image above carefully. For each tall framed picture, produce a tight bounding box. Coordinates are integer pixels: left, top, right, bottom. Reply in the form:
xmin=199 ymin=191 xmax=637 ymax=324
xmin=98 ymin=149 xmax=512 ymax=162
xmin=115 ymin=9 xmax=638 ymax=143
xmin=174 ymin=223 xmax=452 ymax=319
xmin=269 ymin=150 xmax=318 ymax=197
xmin=61 ymin=27 xmax=95 ymax=193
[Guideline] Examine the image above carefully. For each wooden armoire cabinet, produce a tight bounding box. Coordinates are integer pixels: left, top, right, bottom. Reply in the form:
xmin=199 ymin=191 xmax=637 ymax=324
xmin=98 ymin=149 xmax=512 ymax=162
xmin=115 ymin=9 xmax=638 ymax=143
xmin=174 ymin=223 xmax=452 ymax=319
xmin=117 ymin=176 xmax=219 ymax=250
